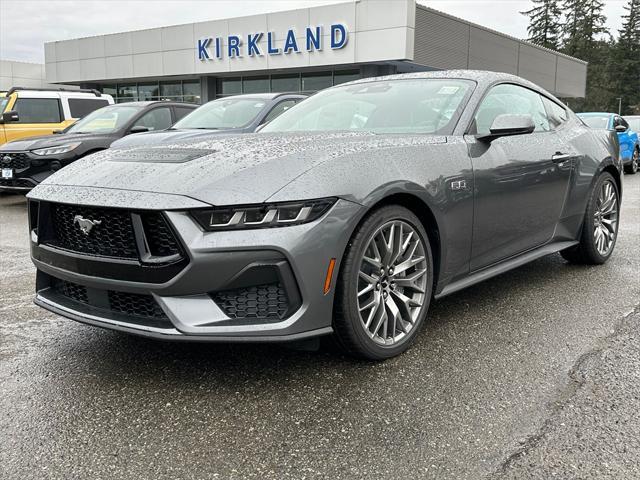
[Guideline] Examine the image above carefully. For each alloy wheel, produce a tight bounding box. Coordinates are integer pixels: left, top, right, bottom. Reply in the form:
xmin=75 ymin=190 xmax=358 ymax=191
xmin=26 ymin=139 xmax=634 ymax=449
xmin=593 ymin=179 xmax=618 ymax=256
xmin=632 ymin=150 xmax=639 ymax=173
xmin=356 ymin=220 xmax=428 ymax=346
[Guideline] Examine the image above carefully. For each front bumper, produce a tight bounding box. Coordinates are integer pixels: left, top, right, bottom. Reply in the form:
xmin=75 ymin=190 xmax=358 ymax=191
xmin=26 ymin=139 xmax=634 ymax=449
xmin=30 ymin=194 xmax=363 ymax=342
xmin=0 ymin=150 xmax=74 ymax=192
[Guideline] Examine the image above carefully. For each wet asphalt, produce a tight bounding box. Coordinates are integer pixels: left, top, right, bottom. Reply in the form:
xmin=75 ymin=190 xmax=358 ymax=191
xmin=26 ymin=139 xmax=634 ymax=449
xmin=0 ymin=175 xmax=639 ymax=480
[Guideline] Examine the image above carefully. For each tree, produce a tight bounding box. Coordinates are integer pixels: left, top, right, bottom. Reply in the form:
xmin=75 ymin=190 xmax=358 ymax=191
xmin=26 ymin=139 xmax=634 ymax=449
xmin=521 ymin=0 xmax=563 ymax=49
xmin=613 ymin=0 xmax=640 ymax=113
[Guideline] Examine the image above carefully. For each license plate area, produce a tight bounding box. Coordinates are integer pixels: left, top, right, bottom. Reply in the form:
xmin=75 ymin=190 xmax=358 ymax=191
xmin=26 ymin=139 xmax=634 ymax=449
xmin=1 ymin=168 xmax=14 ymax=179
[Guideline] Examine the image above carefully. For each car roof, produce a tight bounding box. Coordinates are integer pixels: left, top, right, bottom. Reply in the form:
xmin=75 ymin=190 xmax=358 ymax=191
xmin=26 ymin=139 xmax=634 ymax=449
xmin=214 ymin=93 xmax=307 ymax=101
xmin=108 ymin=101 xmax=198 ymax=108
xmin=577 ymin=112 xmax=614 ymax=117
xmin=623 ymin=115 xmax=640 ymax=119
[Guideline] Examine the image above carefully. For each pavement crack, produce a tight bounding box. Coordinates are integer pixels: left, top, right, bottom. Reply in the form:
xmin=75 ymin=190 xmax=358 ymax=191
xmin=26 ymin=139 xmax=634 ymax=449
xmin=490 ymin=302 xmax=640 ymax=479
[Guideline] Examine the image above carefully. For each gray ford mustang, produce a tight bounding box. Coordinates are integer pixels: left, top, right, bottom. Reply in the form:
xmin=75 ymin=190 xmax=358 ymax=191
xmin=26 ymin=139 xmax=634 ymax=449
xmin=27 ymin=71 xmax=622 ymax=360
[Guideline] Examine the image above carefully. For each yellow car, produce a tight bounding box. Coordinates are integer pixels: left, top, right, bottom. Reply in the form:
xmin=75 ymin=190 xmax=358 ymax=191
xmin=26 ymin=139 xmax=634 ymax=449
xmin=0 ymin=87 xmax=114 ymax=145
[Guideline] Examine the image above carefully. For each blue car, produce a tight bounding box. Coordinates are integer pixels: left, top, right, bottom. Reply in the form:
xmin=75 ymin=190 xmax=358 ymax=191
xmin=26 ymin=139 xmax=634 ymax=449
xmin=578 ymin=112 xmax=639 ymax=174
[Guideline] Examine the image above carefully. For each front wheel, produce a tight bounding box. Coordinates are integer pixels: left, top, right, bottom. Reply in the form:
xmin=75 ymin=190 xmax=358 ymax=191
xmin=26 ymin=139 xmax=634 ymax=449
xmin=561 ymin=172 xmax=619 ymax=265
xmin=333 ymin=206 xmax=434 ymax=360
xmin=624 ymin=148 xmax=639 ymax=175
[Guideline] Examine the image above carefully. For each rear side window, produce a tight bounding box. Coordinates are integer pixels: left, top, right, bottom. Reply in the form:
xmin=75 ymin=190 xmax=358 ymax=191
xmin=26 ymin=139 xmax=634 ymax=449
xmin=474 ymin=84 xmax=550 ymax=134
xmin=13 ymin=98 xmax=62 ymax=123
xmin=174 ymin=106 xmax=195 ymax=121
xmin=68 ymin=98 xmax=110 ymax=118
xmin=542 ymin=97 xmax=568 ymax=129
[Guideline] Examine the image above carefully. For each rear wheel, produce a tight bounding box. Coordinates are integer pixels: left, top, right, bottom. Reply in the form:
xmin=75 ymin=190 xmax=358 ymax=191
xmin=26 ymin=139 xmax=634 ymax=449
xmin=333 ymin=205 xmax=433 ymax=360
xmin=561 ymin=172 xmax=619 ymax=265
xmin=624 ymin=148 xmax=639 ymax=175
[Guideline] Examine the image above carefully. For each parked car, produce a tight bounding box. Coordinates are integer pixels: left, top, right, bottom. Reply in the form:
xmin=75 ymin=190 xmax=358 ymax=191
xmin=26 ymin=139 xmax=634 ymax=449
xmin=110 ymin=93 xmax=306 ymax=149
xmin=0 ymin=101 xmax=197 ymax=192
xmin=27 ymin=71 xmax=622 ymax=360
xmin=0 ymin=87 xmax=114 ymax=146
xmin=578 ymin=112 xmax=639 ymax=174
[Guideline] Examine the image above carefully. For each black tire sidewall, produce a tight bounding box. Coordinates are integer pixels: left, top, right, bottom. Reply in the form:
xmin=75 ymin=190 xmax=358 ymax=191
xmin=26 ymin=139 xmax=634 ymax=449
xmin=335 ymin=205 xmax=434 ymax=360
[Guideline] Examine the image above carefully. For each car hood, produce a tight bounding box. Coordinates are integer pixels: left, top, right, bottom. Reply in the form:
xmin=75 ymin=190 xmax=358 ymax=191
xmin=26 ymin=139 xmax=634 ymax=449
xmin=34 ymin=132 xmax=447 ymax=206
xmin=0 ymin=132 xmax=114 ymax=151
xmin=111 ymin=129 xmax=239 ymax=149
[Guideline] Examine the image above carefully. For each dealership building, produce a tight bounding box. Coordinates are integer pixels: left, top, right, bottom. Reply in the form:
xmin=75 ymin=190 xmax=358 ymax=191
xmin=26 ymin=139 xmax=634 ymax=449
xmin=42 ymin=0 xmax=587 ymax=104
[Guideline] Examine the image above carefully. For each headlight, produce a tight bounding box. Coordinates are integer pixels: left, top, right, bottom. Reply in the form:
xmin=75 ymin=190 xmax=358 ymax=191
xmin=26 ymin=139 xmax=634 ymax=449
xmin=192 ymin=198 xmax=336 ymax=231
xmin=31 ymin=142 xmax=81 ymax=156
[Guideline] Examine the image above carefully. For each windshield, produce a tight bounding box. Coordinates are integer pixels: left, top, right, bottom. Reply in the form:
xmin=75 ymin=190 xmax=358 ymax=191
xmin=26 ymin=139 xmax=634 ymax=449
xmin=624 ymin=117 xmax=640 ymax=132
xmin=66 ymin=105 xmax=141 ymax=134
xmin=173 ymin=97 xmax=267 ymax=130
xmin=579 ymin=115 xmax=611 ymax=130
xmin=0 ymin=97 xmax=8 ymax=113
xmin=262 ymin=79 xmax=473 ymax=134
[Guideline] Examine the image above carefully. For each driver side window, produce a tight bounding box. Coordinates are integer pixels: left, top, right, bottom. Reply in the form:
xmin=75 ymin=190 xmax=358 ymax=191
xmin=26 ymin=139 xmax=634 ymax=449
xmin=132 ymin=107 xmax=172 ymax=131
xmin=475 ymin=84 xmax=550 ymax=135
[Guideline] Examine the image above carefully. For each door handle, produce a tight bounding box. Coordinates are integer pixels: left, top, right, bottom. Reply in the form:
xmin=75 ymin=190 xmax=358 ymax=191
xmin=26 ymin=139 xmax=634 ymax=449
xmin=552 ymin=152 xmax=572 ymax=163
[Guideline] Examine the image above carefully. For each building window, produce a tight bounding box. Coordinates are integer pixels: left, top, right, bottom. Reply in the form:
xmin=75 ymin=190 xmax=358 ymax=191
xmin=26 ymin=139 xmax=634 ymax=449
xmin=218 ymin=78 xmax=242 ymax=96
xmin=243 ymin=76 xmax=269 ymax=94
xmin=138 ymin=83 xmax=159 ymax=101
xmin=301 ymin=72 xmax=332 ymax=93
xmin=182 ymin=81 xmax=201 ymax=103
xmin=160 ymin=82 xmax=182 ymax=99
xmin=99 ymin=80 xmax=201 ymax=104
xmin=271 ymin=75 xmax=300 ymax=93
xmin=334 ymin=70 xmax=361 ymax=85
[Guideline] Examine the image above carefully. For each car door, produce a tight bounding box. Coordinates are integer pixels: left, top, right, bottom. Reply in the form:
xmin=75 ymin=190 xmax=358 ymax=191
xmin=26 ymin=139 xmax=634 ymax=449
xmin=465 ymin=83 xmax=576 ymax=270
xmin=4 ymin=96 xmax=66 ymax=142
xmin=614 ymin=115 xmax=633 ymax=162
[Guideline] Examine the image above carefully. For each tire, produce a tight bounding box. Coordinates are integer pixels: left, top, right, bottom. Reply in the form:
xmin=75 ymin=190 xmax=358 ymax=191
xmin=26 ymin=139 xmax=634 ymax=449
xmin=561 ymin=172 xmax=619 ymax=265
xmin=333 ymin=205 xmax=434 ymax=360
xmin=624 ymin=148 xmax=639 ymax=175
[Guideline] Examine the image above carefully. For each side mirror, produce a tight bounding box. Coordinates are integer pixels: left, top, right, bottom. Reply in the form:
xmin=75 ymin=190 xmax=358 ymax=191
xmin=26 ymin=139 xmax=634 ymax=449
xmin=128 ymin=125 xmax=149 ymax=134
xmin=614 ymin=124 xmax=627 ymax=133
xmin=477 ymin=114 xmax=536 ymax=142
xmin=1 ymin=110 xmax=19 ymax=123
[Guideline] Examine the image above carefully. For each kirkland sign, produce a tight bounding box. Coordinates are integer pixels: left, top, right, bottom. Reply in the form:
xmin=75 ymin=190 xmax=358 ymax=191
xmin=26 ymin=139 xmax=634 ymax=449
xmin=197 ymin=24 xmax=348 ymax=60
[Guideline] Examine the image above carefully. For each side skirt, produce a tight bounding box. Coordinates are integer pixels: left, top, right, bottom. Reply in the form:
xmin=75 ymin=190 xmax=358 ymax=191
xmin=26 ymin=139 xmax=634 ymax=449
xmin=434 ymin=240 xmax=578 ymax=299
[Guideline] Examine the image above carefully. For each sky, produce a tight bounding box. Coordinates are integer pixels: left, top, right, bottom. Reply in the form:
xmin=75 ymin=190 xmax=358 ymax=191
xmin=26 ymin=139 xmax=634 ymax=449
xmin=0 ymin=0 xmax=629 ymax=64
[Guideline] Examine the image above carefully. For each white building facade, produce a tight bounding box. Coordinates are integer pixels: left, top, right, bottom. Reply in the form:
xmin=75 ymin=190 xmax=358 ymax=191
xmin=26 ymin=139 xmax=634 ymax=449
xmin=43 ymin=0 xmax=587 ymax=104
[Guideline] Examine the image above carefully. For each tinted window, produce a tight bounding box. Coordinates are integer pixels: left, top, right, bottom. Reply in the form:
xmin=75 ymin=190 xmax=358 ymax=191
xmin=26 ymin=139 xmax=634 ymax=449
xmin=174 ymin=106 xmax=195 ymax=121
xmin=542 ymin=97 xmax=568 ymax=129
xmin=66 ymin=105 xmax=141 ymax=134
xmin=0 ymin=97 xmax=9 ymax=113
xmin=13 ymin=98 xmax=62 ymax=123
xmin=263 ymin=79 xmax=473 ymax=135
xmin=580 ymin=115 xmax=611 ymax=129
xmin=133 ymin=107 xmax=173 ymax=131
xmin=475 ymin=84 xmax=549 ymax=134
xmin=68 ymin=98 xmax=110 ymax=118
xmin=262 ymin=100 xmax=298 ymax=124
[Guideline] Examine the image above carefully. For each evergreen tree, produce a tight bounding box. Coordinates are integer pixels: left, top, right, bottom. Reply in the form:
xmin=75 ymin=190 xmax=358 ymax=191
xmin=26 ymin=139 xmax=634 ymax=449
xmin=613 ymin=0 xmax=640 ymax=113
xmin=521 ymin=0 xmax=563 ymax=49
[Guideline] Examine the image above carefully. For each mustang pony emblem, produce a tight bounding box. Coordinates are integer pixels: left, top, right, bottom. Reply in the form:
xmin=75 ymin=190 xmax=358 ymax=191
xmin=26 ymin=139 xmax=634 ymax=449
xmin=73 ymin=215 xmax=102 ymax=235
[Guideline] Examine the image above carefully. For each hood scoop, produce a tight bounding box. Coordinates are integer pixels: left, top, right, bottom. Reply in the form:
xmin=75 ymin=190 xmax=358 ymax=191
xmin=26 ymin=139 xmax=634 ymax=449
xmin=109 ymin=148 xmax=214 ymax=164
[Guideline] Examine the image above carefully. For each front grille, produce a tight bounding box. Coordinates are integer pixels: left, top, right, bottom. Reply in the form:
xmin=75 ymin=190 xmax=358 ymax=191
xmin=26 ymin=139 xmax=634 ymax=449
xmin=108 ymin=290 xmax=167 ymax=320
xmin=49 ymin=203 xmax=138 ymax=259
xmin=54 ymin=279 xmax=89 ymax=304
xmin=212 ymin=283 xmax=290 ymax=321
xmin=52 ymin=278 xmax=169 ymax=322
xmin=0 ymin=152 xmax=30 ymax=169
xmin=140 ymin=213 xmax=182 ymax=257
